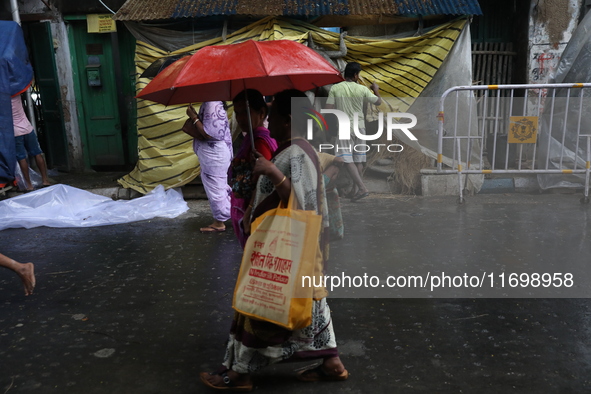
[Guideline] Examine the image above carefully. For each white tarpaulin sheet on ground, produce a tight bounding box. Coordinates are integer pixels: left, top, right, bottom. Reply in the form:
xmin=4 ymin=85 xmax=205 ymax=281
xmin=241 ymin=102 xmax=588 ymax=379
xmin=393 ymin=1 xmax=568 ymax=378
xmin=0 ymin=184 xmax=188 ymax=230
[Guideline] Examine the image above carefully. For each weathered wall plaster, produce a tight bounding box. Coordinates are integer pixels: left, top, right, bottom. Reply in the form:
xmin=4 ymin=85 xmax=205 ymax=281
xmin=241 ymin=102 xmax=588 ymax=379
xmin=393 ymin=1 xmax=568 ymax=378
xmin=17 ymin=0 xmax=46 ymax=14
xmin=50 ymin=18 xmax=85 ymax=171
xmin=528 ymin=0 xmax=581 ymax=84
xmin=14 ymin=0 xmax=85 ymax=171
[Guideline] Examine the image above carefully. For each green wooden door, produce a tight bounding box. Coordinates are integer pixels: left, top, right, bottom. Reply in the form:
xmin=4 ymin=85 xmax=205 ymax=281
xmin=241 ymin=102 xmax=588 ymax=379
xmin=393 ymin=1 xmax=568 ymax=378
xmin=27 ymin=22 xmax=69 ymax=170
xmin=70 ymin=21 xmax=125 ymax=167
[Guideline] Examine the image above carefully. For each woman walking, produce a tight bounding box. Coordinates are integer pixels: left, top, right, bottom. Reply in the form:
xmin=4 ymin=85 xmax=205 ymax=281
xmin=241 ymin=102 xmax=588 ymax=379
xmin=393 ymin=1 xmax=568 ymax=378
xmin=185 ymin=101 xmax=233 ymax=233
xmin=229 ymin=89 xmax=277 ymax=248
xmin=200 ymin=90 xmax=348 ymax=391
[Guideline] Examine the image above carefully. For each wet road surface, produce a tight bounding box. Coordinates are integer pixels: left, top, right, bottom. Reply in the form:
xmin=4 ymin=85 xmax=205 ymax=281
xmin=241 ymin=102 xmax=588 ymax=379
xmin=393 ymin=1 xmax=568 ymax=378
xmin=1 ymin=193 xmax=591 ymax=393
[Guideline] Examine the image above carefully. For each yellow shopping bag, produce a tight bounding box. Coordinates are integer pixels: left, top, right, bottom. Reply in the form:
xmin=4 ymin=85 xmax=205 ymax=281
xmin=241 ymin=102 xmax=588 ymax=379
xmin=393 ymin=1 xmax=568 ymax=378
xmin=232 ymin=192 xmax=322 ymax=330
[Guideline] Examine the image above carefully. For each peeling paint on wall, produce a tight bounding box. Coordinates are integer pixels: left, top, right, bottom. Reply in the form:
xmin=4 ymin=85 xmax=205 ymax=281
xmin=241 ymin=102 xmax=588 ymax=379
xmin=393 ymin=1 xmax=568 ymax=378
xmin=51 ymin=20 xmax=85 ymax=171
xmin=60 ymin=86 xmax=71 ymax=122
xmin=18 ymin=0 xmax=47 ymax=14
xmin=534 ymin=0 xmax=575 ymax=44
xmin=528 ymin=0 xmax=581 ymax=85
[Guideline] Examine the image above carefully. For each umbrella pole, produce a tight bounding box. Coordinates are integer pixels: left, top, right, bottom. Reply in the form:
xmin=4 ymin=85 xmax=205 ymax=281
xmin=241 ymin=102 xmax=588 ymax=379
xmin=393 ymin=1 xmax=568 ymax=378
xmin=244 ymin=85 xmax=256 ymax=154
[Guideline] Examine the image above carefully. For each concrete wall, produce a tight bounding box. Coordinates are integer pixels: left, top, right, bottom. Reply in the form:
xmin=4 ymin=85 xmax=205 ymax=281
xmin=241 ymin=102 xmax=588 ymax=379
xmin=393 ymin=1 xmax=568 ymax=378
xmin=50 ymin=18 xmax=85 ymax=171
xmin=528 ymin=0 xmax=582 ymax=84
xmin=16 ymin=0 xmax=45 ymax=14
xmin=14 ymin=0 xmax=85 ymax=171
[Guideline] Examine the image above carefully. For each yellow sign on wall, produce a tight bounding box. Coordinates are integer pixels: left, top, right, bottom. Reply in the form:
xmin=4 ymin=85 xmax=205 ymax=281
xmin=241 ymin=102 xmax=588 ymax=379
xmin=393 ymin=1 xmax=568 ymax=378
xmin=509 ymin=116 xmax=538 ymax=143
xmin=87 ymin=14 xmax=117 ymax=33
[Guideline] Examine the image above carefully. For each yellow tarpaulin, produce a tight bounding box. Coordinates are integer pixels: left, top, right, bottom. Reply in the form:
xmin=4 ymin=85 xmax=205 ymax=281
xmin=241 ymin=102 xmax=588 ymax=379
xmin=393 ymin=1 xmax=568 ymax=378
xmin=118 ymin=16 xmax=466 ymax=193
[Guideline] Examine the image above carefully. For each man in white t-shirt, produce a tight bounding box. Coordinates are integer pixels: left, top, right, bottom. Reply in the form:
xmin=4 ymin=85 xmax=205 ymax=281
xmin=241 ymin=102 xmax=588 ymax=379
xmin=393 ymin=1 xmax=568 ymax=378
xmin=326 ymin=62 xmax=381 ymax=201
xmin=12 ymin=94 xmax=51 ymax=191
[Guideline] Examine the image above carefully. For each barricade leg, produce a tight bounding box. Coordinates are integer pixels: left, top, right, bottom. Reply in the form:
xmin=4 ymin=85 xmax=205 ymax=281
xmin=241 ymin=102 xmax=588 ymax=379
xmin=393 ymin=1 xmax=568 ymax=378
xmin=583 ymin=137 xmax=591 ymax=204
xmin=457 ymin=139 xmax=464 ymax=204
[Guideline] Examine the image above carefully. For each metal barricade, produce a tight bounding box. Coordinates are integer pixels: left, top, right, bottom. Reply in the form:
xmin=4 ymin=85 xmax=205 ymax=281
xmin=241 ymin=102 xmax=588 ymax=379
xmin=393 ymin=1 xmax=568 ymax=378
xmin=436 ymin=83 xmax=591 ymax=203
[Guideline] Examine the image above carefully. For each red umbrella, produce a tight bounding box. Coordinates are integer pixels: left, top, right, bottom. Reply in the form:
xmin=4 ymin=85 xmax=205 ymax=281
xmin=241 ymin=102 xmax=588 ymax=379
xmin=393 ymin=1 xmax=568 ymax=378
xmin=136 ymin=39 xmax=343 ymax=105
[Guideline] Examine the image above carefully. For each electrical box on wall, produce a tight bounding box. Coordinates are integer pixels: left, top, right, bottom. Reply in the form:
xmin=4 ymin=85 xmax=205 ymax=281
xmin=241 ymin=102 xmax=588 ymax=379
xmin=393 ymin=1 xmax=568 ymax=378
xmin=86 ymin=55 xmax=101 ymax=87
xmin=86 ymin=66 xmax=101 ymax=86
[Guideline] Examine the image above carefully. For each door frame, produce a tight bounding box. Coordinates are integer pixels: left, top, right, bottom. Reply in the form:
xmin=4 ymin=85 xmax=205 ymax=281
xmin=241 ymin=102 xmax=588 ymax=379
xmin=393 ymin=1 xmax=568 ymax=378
xmin=66 ymin=15 xmax=135 ymax=168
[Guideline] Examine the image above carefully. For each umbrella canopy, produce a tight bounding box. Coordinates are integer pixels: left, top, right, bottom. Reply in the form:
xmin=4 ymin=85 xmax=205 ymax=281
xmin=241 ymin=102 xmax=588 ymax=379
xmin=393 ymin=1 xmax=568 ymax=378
xmin=136 ymin=39 xmax=343 ymax=105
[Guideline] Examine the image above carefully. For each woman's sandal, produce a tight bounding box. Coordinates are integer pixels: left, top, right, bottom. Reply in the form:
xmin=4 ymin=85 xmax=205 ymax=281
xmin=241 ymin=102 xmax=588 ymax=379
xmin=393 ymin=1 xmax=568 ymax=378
xmin=200 ymin=226 xmax=227 ymax=233
xmin=351 ymin=191 xmax=370 ymax=202
xmin=199 ymin=371 xmax=253 ymax=392
xmin=297 ymin=365 xmax=349 ymax=382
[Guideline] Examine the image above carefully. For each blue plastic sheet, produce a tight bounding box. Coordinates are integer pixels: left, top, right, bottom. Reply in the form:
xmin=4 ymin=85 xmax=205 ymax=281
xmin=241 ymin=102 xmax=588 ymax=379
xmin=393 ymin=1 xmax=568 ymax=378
xmin=0 ymin=21 xmax=34 ymax=185
xmin=0 ymin=21 xmax=33 ymax=97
